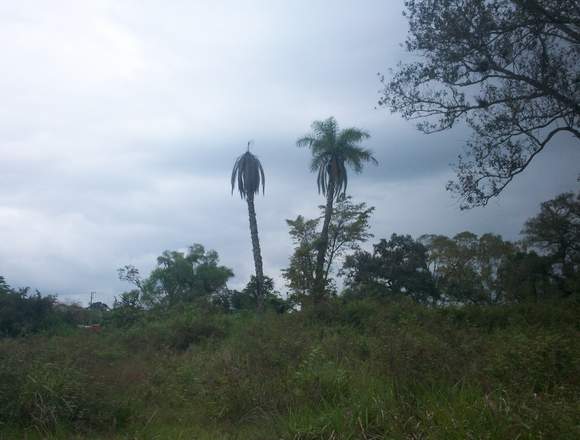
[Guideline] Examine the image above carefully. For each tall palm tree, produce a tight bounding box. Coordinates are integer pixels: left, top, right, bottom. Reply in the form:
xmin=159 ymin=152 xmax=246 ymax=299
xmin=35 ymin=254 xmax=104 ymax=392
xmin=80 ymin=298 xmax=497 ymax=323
xmin=231 ymin=142 xmax=266 ymax=310
xmin=297 ymin=117 xmax=377 ymax=300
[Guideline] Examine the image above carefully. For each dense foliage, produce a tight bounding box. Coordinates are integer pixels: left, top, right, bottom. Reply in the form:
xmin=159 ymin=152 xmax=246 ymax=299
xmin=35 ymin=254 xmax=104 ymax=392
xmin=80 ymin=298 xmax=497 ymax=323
xmin=0 ymin=300 xmax=578 ymax=439
xmin=523 ymin=192 xmax=580 ymax=295
xmin=0 ymin=280 xmax=57 ymax=337
xmin=0 ymin=277 xmax=93 ymax=337
xmin=2 ymin=192 xmax=578 ymax=339
xmin=117 ymin=244 xmax=234 ymax=308
xmin=343 ymin=234 xmax=439 ymax=303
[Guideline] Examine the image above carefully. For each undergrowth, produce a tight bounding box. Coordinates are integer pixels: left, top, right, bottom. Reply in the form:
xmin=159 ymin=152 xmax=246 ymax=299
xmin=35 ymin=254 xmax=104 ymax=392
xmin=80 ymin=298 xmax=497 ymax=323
xmin=0 ymin=299 xmax=578 ymax=439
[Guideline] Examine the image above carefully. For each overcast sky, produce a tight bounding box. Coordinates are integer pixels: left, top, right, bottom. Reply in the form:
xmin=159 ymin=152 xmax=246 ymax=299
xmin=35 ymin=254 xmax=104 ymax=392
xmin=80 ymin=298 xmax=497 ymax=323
xmin=1 ymin=0 xmax=578 ymax=304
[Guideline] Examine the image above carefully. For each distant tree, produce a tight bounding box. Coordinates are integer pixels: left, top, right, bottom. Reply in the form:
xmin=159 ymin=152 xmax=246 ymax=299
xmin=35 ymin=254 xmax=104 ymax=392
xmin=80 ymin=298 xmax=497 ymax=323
xmin=88 ymin=301 xmax=109 ymax=312
xmin=420 ymin=232 xmax=481 ymax=303
xmin=231 ymin=143 xmax=266 ymax=310
xmin=0 ymin=276 xmax=10 ymax=295
xmin=241 ymin=275 xmax=273 ymax=308
xmin=282 ymin=197 xmax=374 ymax=305
xmin=419 ymin=231 xmax=515 ymax=304
xmin=343 ymin=234 xmax=439 ymax=303
xmin=498 ymin=250 xmax=555 ymax=302
xmin=282 ymin=215 xmax=319 ymax=302
xmin=222 ymin=276 xmax=289 ymax=313
xmin=117 ymin=265 xmax=146 ymax=297
xmin=118 ymin=244 xmax=234 ymax=307
xmin=110 ymin=290 xmax=144 ymax=327
xmin=417 ymin=234 xmax=456 ymax=287
xmin=114 ymin=290 xmax=142 ymax=309
xmin=326 ymin=196 xmax=375 ymax=283
xmin=0 ymin=279 xmax=58 ymax=337
xmin=297 ymin=117 xmax=377 ymax=300
xmin=151 ymin=244 xmax=234 ymax=305
xmin=477 ymin=233 xmax=516 ymax=302
xmin=379 ymin=0 xmax=580 ymax=208
xmin=522 ymin=192 xmax=580 ymax=295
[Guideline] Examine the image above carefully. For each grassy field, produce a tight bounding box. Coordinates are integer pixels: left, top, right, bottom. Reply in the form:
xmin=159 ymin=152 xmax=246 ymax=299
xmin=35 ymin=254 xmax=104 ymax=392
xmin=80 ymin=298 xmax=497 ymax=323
xmin=1 ymin=299 xmax=579 ymax=439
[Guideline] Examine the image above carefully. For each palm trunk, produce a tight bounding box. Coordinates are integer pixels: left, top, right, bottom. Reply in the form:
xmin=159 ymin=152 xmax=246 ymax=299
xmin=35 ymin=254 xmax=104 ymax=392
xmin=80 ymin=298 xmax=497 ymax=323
xmin=246 ymin=193 xmax=264 ymax=311
xmin=313 ymin=179 xmax=335 ymax=301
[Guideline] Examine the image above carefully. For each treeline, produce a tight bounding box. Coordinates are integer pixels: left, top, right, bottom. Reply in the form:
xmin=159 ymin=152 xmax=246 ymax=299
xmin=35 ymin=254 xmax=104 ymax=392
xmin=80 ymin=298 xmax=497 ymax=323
xmin=345 ymin=231 xmax=558 ymax=304
xmin=287 ymin=191 xmax=579 ymax=306
xmin=2 ymin=116 xmax=577 ymax=336
xmin=0 ymin=277 xmax=110 ymax=337
xmin=1 ymin=191 xmax=578 ymax=337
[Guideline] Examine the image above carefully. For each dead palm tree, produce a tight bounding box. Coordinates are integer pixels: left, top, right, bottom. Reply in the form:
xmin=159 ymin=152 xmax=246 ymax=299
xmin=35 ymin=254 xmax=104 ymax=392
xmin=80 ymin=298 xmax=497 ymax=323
xmin=297 ymin=117 xmax=377 ymax=300
xmin=231 ymin=142 xmax=266 ymax=310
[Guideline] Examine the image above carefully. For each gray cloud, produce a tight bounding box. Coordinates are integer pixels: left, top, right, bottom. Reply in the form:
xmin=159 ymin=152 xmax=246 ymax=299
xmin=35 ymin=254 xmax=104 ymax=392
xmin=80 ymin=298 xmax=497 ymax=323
xmin=0 ymin=1 xmax=578 ymax=304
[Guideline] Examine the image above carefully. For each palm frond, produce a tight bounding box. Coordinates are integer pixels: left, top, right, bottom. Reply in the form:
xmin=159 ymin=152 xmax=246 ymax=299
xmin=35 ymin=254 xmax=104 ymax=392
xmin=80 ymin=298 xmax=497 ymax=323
xmin=297 ymin=117 xmax=376 ymax=197
xmin=231 ymin=150 xmax=265 ymax=200
xmin=335 ymin=159 xmax=348 ymax=198
xmin=344 ymin=146 xmax=378 ymax=173
xmin=311 ymin=117 xmax=337 ymax=138
xmin=258 ymin=159 xmax=265 ymax=195
xmin=317 ymin=164 xmax=327 ymax=195
xmin=310 ymin=153 xmax=329 ymax=173
xmin=354 ymin=148 xmax=378 ymax=165
xmin=337 ymin=127 xmax=370 ymax=146
xmin=297 ymin=136 xmax=316 ymax=148
xmin=231 ymin=157 xmax=241 ymax=194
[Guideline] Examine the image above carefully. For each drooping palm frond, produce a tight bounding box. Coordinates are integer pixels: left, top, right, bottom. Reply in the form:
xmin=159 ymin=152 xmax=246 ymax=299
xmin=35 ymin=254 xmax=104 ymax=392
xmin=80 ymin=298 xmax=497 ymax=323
xmin=231 ymin=150 xmax=265 ymax=200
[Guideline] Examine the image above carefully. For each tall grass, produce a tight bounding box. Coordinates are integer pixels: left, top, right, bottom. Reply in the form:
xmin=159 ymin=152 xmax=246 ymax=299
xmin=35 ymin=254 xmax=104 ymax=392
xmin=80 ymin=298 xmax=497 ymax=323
xmin=1 ymin=300 xmax=578 ymax=439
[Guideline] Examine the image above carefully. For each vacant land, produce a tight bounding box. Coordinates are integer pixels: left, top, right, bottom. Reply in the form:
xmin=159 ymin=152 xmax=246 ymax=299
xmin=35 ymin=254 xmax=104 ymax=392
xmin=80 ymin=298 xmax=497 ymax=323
xmin=1 ymin=300 xmax=579 ymax=439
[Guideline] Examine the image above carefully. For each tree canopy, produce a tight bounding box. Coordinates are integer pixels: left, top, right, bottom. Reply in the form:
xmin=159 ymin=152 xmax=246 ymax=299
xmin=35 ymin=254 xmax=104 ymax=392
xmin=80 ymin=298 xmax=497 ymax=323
xmin=283 ymin=196 xmax=374 ymax=304
xmin=343 ymin=234 xmax=439 ymax=303
xmin=118 ymin=244 xmax=234 ymax=307
xmin=522 ymin=192 xmax=580 ymax=294
xmin=297 ymin=117 xmax=376 ymax=201
xmin=379 ymin=0 xmax=580 ymax=208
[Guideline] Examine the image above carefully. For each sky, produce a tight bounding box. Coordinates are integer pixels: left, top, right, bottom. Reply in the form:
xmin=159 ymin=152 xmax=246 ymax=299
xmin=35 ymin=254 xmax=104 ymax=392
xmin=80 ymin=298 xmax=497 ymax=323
xmin=1 ymin=0 xmax=578 ymax=305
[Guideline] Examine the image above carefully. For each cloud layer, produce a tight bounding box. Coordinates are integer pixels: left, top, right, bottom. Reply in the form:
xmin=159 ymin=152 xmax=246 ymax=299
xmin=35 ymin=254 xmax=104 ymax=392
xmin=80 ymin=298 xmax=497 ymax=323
xmin=1 ymin=1 xmax=578 ymax=303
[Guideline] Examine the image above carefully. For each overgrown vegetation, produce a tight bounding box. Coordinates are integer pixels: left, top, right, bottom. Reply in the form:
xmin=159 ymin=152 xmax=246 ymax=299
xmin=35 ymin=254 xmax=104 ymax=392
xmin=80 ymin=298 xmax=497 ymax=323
xmin=1 ymin=299 xmax=578 ymax=439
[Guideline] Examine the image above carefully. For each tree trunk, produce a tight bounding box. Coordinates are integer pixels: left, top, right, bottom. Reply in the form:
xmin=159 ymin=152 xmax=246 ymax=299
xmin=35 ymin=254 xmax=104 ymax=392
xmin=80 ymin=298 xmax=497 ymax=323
xmin=246 ymin=193 xmax=264 ymax=311
xmin=313 ymin=178 xmax=335 ymax=302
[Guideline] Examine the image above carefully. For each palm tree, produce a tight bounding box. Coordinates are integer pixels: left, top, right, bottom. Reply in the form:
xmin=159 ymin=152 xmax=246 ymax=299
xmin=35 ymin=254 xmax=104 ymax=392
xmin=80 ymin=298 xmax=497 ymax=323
xmin=297 ymin=117 xmax=377 ymax=300
xmin=231 ymin=142 xmax=266 ymax=310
